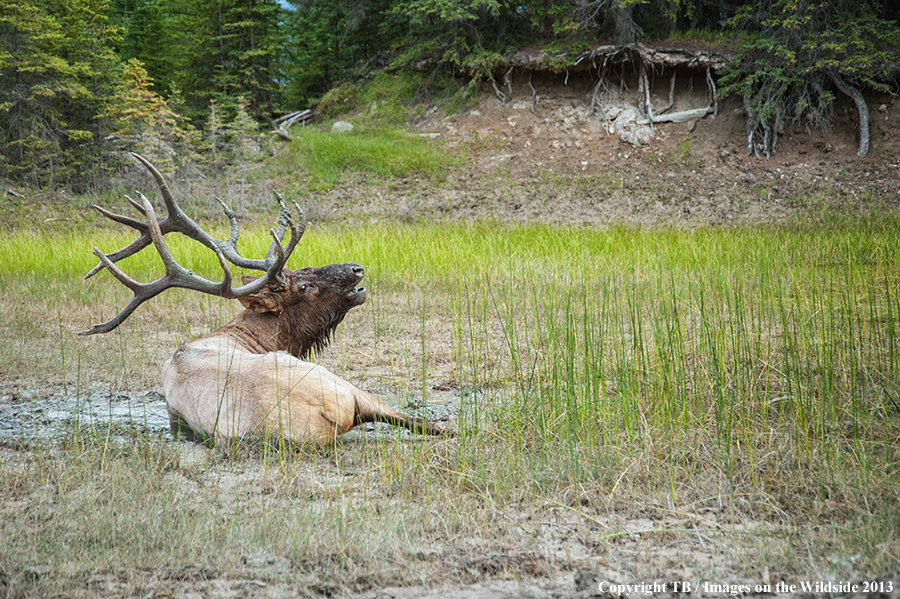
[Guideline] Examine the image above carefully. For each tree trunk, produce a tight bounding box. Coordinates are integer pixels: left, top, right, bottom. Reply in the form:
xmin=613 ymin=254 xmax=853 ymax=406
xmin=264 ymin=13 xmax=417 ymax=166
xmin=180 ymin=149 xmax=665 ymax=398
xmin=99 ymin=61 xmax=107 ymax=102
xmin=613 ymin=3 xmax=643 ymax=45
xmin=829 ymin=72 xmax=870 ymax=157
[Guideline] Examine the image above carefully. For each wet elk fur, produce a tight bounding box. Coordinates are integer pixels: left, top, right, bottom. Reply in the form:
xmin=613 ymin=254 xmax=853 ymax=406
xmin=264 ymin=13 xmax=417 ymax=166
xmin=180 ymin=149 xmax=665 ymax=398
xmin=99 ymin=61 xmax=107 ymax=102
xmin=80 ymin=153 xmax=446 ymax=445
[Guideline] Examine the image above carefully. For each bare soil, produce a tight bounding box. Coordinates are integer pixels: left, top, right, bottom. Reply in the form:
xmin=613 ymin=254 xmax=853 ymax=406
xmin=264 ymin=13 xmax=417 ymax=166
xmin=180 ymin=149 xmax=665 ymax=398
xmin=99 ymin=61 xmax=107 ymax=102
xmin=314 ymin=71 xmax=900 ymax=228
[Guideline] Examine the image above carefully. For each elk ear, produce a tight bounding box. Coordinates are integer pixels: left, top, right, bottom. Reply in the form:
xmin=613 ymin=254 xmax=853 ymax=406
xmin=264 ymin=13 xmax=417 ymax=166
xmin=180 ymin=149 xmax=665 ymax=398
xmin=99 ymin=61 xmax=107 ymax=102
xmin=238 ymin=288 xmax=283 ymax=314
xmin=238 ymin=276 xmax=285 ymax=314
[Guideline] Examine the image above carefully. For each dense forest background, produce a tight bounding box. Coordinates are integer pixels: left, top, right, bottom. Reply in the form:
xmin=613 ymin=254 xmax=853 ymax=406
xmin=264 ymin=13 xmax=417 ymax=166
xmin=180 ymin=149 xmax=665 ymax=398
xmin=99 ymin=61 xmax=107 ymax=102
xmin=2 ymin=0 xmax=900 ymax=191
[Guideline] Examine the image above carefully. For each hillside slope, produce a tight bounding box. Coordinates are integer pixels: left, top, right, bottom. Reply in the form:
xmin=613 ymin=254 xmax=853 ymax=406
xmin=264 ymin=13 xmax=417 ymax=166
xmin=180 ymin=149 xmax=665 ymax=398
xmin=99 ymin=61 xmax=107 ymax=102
xmin=313 ymin=73 xmax=899 ymax=228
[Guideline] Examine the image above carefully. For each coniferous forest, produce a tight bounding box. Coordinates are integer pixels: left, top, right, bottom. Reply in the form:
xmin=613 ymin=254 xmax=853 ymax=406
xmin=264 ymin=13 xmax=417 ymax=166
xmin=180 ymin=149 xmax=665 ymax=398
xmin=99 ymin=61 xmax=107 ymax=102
xmin=2 ymin=0 xmax=899 ymax=190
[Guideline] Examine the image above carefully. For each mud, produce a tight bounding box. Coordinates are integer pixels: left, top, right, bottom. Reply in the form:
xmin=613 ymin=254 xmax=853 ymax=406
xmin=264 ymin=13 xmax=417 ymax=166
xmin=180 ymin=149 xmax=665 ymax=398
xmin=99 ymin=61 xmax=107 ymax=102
xmin=0 ymin=388 xmax=169 ymax=445
xmin=0 ymin=386 xmax=457 ymax=447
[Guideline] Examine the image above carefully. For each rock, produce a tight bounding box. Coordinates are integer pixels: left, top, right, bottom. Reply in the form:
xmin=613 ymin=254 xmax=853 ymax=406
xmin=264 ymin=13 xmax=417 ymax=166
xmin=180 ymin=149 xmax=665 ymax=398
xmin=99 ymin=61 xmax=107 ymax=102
xmin=612 ymin=108 xmax=653 ymax=146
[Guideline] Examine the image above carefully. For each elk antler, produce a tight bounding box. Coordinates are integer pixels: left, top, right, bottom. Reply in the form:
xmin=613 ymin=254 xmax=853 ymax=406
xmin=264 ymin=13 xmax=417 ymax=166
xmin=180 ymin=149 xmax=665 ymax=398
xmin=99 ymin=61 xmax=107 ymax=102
xmin=79 ymin=152 xmax=305 ymax=336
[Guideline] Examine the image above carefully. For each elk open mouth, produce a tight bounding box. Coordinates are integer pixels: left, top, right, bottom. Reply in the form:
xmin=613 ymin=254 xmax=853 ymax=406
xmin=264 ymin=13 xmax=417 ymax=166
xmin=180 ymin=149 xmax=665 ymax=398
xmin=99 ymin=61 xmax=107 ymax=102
xmin=347 ymin=287 xmax=367 ymax=306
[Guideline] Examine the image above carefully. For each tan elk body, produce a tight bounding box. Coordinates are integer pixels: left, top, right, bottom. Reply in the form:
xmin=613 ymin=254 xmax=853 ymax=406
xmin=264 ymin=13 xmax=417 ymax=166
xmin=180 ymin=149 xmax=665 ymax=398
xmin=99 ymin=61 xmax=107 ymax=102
xmin=81 ymin=153 xmax=445 ymax=445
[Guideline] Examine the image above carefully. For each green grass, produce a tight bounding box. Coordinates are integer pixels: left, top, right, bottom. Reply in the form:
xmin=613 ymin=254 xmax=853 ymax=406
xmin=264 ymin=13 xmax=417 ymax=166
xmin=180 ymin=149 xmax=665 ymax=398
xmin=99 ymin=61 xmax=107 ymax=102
xmin=276 ymin=70 xmax=466 ymax=192
xmin=1 ymin=217 xmax=899 ymax=595
xmin=275 ymin=126 xmax=459 ymax=191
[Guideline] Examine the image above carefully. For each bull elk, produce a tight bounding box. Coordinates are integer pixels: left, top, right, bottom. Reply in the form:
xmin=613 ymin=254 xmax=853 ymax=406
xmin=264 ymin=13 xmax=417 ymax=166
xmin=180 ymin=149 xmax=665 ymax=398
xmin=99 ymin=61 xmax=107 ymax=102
xmin=80 ymin=153 xmax=446 ymax=445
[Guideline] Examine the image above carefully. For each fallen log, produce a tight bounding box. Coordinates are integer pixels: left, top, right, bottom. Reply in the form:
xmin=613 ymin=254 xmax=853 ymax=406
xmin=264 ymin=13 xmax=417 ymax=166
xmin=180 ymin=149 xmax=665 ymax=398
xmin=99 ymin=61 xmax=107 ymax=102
xmin=271 ymin=109 xmax=317 ymax=140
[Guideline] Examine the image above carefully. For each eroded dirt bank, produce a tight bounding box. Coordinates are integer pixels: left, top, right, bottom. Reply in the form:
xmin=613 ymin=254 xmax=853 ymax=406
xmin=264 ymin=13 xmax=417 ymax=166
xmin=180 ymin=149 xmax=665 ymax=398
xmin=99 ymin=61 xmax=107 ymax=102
xmin=311 ymin=76 xmax=900 ymax=228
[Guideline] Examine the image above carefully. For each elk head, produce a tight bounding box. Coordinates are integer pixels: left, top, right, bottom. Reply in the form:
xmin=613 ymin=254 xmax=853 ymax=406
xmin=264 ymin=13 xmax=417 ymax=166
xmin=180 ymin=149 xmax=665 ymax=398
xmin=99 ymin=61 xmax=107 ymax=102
xmin=225 ymin=263 xmax=368 ymax=358
xmin=79 ymin=152 xmax=364 ymax=346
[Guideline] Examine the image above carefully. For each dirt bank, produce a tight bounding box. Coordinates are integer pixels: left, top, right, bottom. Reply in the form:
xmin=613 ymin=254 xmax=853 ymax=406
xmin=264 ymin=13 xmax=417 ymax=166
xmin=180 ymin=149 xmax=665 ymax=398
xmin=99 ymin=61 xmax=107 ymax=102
xmin=312 ymin=76 xmax=900 ymax=228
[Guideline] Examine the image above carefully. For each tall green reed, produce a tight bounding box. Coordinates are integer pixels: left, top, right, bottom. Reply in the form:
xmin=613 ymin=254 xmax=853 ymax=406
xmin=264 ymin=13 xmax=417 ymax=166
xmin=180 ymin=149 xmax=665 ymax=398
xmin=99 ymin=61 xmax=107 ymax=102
xmin=3 ymin=219 xmax=898 ymax=501
xmin=420 ymin=221 xmax=900 ymax=507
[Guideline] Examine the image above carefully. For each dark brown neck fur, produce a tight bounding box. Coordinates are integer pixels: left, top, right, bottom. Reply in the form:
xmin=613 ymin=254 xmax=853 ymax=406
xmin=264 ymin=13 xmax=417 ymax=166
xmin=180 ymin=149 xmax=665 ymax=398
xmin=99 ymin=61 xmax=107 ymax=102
xmin=213 ymin=305 xmax=347 ymax=360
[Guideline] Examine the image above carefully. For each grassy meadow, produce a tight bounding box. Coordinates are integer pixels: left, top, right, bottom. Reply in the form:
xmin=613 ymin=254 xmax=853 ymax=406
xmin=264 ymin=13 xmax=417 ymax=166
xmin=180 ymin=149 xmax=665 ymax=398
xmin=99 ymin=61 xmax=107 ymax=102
xmin=1 ymin=210 xmax=899 ymax=595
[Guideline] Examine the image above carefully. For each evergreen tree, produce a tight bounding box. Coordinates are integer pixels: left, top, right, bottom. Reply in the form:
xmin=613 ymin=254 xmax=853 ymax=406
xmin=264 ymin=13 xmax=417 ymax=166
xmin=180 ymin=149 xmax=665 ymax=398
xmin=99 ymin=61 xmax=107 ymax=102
xmin=105 ymin=58 xmax=196 ymax=174
xmin=390 ymin=0 xmax=519 ymax=78
xmin=164 ymin=0 xmax=286 ymax=122
xmin=282 ymin=0 xmax=404 ymax=108
xmin=110 ymin=0 xmax=174 ymax=95
xmin=0 ymin=0 xmax=122 ymax=189
xmin=51 ymin=0 xmax=123 ymax=184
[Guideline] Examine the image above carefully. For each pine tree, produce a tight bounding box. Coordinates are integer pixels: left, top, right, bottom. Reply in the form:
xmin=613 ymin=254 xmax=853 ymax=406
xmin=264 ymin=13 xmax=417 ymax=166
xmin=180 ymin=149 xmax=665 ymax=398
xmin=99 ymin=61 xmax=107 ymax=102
xmin=163 ymin=0 xmax=285 ymax=122
xmin=105 ymin=58 xmax=196 ymax=174
xmin=110 ymin=0 xmax=174 ymax=95
xmin=0 ymin=0 xmax=122 ymax=189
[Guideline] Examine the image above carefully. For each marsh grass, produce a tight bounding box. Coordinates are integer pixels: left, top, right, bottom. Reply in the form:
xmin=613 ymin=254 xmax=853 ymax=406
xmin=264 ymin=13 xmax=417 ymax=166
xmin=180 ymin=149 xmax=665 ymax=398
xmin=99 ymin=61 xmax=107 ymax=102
xmin=1 ymin=217 xmax=899 ymax=595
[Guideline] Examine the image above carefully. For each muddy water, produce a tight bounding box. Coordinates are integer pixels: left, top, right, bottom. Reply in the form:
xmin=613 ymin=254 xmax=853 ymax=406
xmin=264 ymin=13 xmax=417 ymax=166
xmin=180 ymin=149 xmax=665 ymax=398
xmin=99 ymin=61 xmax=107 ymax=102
xmin=0 ymin=388 xmax=171 ymax=444
xmin=0 ymin=386 xmax=458 ymax=445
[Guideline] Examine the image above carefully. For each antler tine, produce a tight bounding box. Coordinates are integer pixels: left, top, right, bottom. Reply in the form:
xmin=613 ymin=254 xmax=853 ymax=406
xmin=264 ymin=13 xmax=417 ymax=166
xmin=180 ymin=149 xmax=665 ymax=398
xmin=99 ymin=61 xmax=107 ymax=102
xmin=265 ymin=192 xmax=291 ymax=263
xmin=78 ymin=246 xmax=167 ymax=335
xmin=280 ymin=197 xmax=306 ymax=261
xmin=224 ymin=196 xmax=305 ymax=297
xmin=79 ymin=194 xmax=236 ymax=336
xmin=214 ymin=197 xmax=267 ymax=272
xmin=212 ymin=196 xmax=277 ymax=275
xmin=85 ymin=189 xmax=173 ymax=279
xmin=86 ymin=152 xmax=211 ymax=278
xmin=216 ymin=197 xmax=240 ymax=249
xmin=214 ymin=191 xmax=305 ymax=275
xmin=266 ymin=192 xmax=305 ymax=262
xmin=124 ymin=194 xmax=149 ymax=216
xmin=82 ymin=153 xmax=309 ymax=333
xmin=84 ymin=235 xmax=152 ymax=280
xmin=93 ymin=201 xmax=147 ymax=230
xmin=83 ymin=193 xmax=156 ymax=279
xmin=129 ymin=152 xmax=183 ymax=223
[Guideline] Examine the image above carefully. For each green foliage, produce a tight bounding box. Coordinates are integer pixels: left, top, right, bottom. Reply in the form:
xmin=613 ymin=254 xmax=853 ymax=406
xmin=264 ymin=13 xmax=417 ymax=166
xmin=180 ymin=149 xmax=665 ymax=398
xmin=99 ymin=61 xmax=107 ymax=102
xmin=297 ymin=70 xmax=470 ymax=189
xmin=104 ymin=59 xmax=198 ymax=174
xmin=4 ymin=0 xmax=900 ymax=187
xmin=389 ymin=0 xmax=515 ymax=78
xmin=0 ymin=0 xmax=288 ymax=189
xmin=0 ymin=0 xmax=122 ymax=189
xmin=277 ymin=124 xmax=456 ymax=190
xmin=318 ymin=81 xmax=363 ymax=117
xmin=719 ymin=0 xmax=900 ymax=157
xmin=282 ymin=0 xmax=405 ymax=109
xmin=110 ymin=0 xmax=171 ymax=91
xmin=118 ymin=0 xmax=286 ymax=122
xmin=320 ymin=71 xmax=433 ymax=122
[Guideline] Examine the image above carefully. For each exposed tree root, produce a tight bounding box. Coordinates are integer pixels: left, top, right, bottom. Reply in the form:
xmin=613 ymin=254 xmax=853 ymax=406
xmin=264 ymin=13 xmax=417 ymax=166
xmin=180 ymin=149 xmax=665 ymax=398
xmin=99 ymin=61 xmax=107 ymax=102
xmin=705 ymin=67 xmax=718 ymax=117
xmin=637 ymin=61 xmax=654 ymax=134
xmin=657 ymin=70 xmax=676 ymax=115
xmin=589 ymin=63 xmax=609 ymax=132
xmin=743 ymin=96 xmax=778 ymax=158
xmin=829 ymin=72 xmax=870 ymax=157
xmin=528 ymin=72 xmax=540 ymax=116
xmin=492 ymin=67 xmax=514 ymax=105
